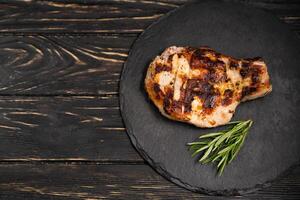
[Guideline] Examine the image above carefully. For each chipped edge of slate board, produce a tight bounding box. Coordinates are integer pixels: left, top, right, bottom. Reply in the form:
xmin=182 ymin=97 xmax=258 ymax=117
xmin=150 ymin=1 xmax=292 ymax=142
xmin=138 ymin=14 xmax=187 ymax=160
xmin=119 ymin=0 xmax=300 ymax=196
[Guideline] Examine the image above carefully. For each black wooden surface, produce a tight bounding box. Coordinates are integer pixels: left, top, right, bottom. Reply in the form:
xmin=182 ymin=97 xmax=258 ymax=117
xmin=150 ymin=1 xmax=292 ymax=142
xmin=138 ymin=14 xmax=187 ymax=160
xmin=0 ymin=0 xmax=299 ymax=199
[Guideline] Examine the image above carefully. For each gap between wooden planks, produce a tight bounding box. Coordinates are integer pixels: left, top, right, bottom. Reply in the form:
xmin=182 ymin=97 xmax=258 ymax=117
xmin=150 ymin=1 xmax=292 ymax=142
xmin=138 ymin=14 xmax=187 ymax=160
xmin=0 ymin=1 xmax=299 ymax=199
xmin=0 ymin=95 xmax=145 ymax=161
xmin=0 ymin=0 xmax=298 ymax=162
xmin=0 ymin=163 xmax=299 ymax=200
xmin=0 ymin=0 xmax=299 ymax=34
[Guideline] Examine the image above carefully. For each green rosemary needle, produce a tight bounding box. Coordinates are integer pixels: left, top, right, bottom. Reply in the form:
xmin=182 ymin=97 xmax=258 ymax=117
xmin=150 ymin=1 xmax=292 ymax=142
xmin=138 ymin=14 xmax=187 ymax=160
xmin=187 ymin=120 xmax=253 ymax=175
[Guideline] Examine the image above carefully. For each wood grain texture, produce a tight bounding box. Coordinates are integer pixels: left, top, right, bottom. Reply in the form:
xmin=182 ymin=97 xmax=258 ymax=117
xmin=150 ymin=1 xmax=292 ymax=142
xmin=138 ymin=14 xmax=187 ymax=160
xmin=0 ymin=95 xmax=141 ymax=161
xmin=0 ymin=35 xmax=133 ymax=95
xmin=0 ymin=1 xmax=299 ymax=199
xmin=0 ymin=164 xmax=299 ymax=200
xmin=0 ymin=0 xmax=299 ymax=34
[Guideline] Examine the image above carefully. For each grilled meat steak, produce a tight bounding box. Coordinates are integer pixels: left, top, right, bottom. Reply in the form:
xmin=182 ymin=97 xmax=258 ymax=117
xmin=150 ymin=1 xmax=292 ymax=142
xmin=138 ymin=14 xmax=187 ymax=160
xmin=145 ymin=46 xmax=272 ymax=128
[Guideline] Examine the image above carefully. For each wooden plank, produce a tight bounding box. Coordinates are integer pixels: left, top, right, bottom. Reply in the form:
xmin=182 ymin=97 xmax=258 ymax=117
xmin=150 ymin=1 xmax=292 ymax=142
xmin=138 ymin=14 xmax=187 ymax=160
xmin=0 ymin=96 xmax=141 ymax=161
xmin=1 ymin=31 xmax=300 ymax=96
xmin=0 ymin=0 xmax=179 ymax=34
xmin=0 ymin=35 xmax=134 ymax=95
xmin=0 ymin=163 xmax=299 ymax=199
xmin=0 ymin=0 xmax=299 ymax=34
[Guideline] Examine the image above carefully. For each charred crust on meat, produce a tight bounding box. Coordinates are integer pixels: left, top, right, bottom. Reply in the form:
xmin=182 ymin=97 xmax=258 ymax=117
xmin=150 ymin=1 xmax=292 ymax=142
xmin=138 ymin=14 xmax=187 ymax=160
xmin=155 ymin=64 xmax=171 ymax=74
xmin=163 ymin=89 xmax=188 ymax=119
xmin=145 ymin=46 xmax=272 ymax=127
xmin=153 ymin=83 xmax=161 ymax=99
xmin=183 ymin=79 xmax=199 ymax=112
xmin=216 ymin=60 xmax=226 ymax=68
xmin=222 ymin=89 xmax=234 ymax=106
xmin=241 ymin=61 xmax=250 ymax=68
xmin=240 ymin=61 xmax=251 ymax=78
xmin=171 ymin=101 xmax=184 ymax=114
xmin=242 ymin=86 xmax=257 ymax=98
xmin=203 ymin=94 xmax=218 ymax=109
xmin=183 ymin=89 xmax=193 ymax=113
xmin=191 ymin=50 xmax=227 ymax=83
xmin=182 ymin=79 xmax=221 ymax=113
xmin=251 ymin=68 xmax=260 ymax=84
xmin=190 ymin=49 xmax=205 ymax=69
xmin=229 ymin=60 xmax=239 ymax=69
xmin=153 ymin=83 xmax=160 ymax=93
xmin=167 ymin=54 xmax=173 ymax=63
xmin=240 ymin=68 xmax=249 ymax=78
xmin=240 ymin=63 xmax=262 ymax=83
xmin=182 ymin=50 xmax=192 ymax=61
xmin=163 ymin=91 xmax=173 ymax=114
xmin=204 ymin=58 xmax=216 ymax=68
xmin=208 ymin=69 xmax=226 ymax=83
xmin=215 ymin=52 xmax=221 ymax=57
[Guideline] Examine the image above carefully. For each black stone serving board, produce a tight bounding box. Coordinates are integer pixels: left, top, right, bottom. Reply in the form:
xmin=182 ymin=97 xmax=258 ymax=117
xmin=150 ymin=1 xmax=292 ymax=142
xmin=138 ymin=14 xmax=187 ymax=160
xmin=119 ymin=0 xmax=300 ymax=195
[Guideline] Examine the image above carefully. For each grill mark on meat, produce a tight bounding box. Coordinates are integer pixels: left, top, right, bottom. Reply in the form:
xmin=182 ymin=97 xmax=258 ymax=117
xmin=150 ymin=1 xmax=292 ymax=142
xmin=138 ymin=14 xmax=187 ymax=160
xmin=240 ymin=61 xmax=251 ymax=78
xmin=177 ymin=51 xmax=265 ymax=109
xmin=182 ymin=49 xmax=193 ymax=62
xmin=203 ymin=95 xmax=217 ymax=109
xmin=183 ymin=79 xmax=197 ymax=113
xmin=240 ymin=68 xmax=249 ymax=78
xmin=203 ymin=58 xmax=216 ymax=69
xmin=153 ymin=83 xmax=160 ymax=93
xmin=155 ymin=64 xmax=171 ymax=74
xmin=163 ymin=89 xmax=187 ymax=119
xmin=202 ymin=88 xmax=220 ymax=115
xmin=183 ymin=79 xmax=221 ymax=114
xmin=190 ymin=49 xmax=221 ymax=69
xmin=207 ymin=68 xmax=227 ymax=83
xmin=242 ymin=86 xmax=257 ymax=98
xmin=191 ymin=49 xmax=227 ymax=83
xmin=183 ymin=79 xmax=199 ymax=113
xmin=242 ymin=61 xmax=250 ymax=68
xmin=251 ymin=68 xmax=260 ymax=84
xmin=145 ymin=46 xmax=272 ymax=128
xmin=167 ymin=54 xmax=174 ymax=63
xmin=153 ymin=83 xmax=161 ymax=99
xmin=229 ymin=60 xmax=239 ymax=69
xmin=190 ymin=49 xmax=205 ymax=69
xmin=163 ymin=90 xmax=173 ymax=114
xmin=171 ymin=101 xmax=183 ymax=115
xmin=222 ymin=89 xmax=234 ymax=106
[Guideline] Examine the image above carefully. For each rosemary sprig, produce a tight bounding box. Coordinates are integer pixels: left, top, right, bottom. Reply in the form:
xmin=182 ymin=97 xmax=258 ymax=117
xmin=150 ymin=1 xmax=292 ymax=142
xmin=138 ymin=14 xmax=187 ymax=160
xmin=187 ymin=120 xmax=253 ymax=175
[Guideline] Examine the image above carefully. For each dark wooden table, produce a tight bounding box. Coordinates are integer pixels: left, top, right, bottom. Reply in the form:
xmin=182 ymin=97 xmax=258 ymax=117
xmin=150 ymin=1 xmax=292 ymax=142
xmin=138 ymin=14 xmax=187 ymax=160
xmin=0 ymin=0 xmax=299 ymax=199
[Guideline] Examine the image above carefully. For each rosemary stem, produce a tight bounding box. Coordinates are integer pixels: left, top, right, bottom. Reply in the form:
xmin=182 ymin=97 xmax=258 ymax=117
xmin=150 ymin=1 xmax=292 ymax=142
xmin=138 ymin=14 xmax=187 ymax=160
xmin=187 ymin=120 xmax=253 ymax=175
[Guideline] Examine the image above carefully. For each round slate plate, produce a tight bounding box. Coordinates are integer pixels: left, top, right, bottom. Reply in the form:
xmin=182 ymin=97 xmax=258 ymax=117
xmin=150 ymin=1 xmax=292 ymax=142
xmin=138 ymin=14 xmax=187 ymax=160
xmin=119 ymin=0 xmax=300 ymax=195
